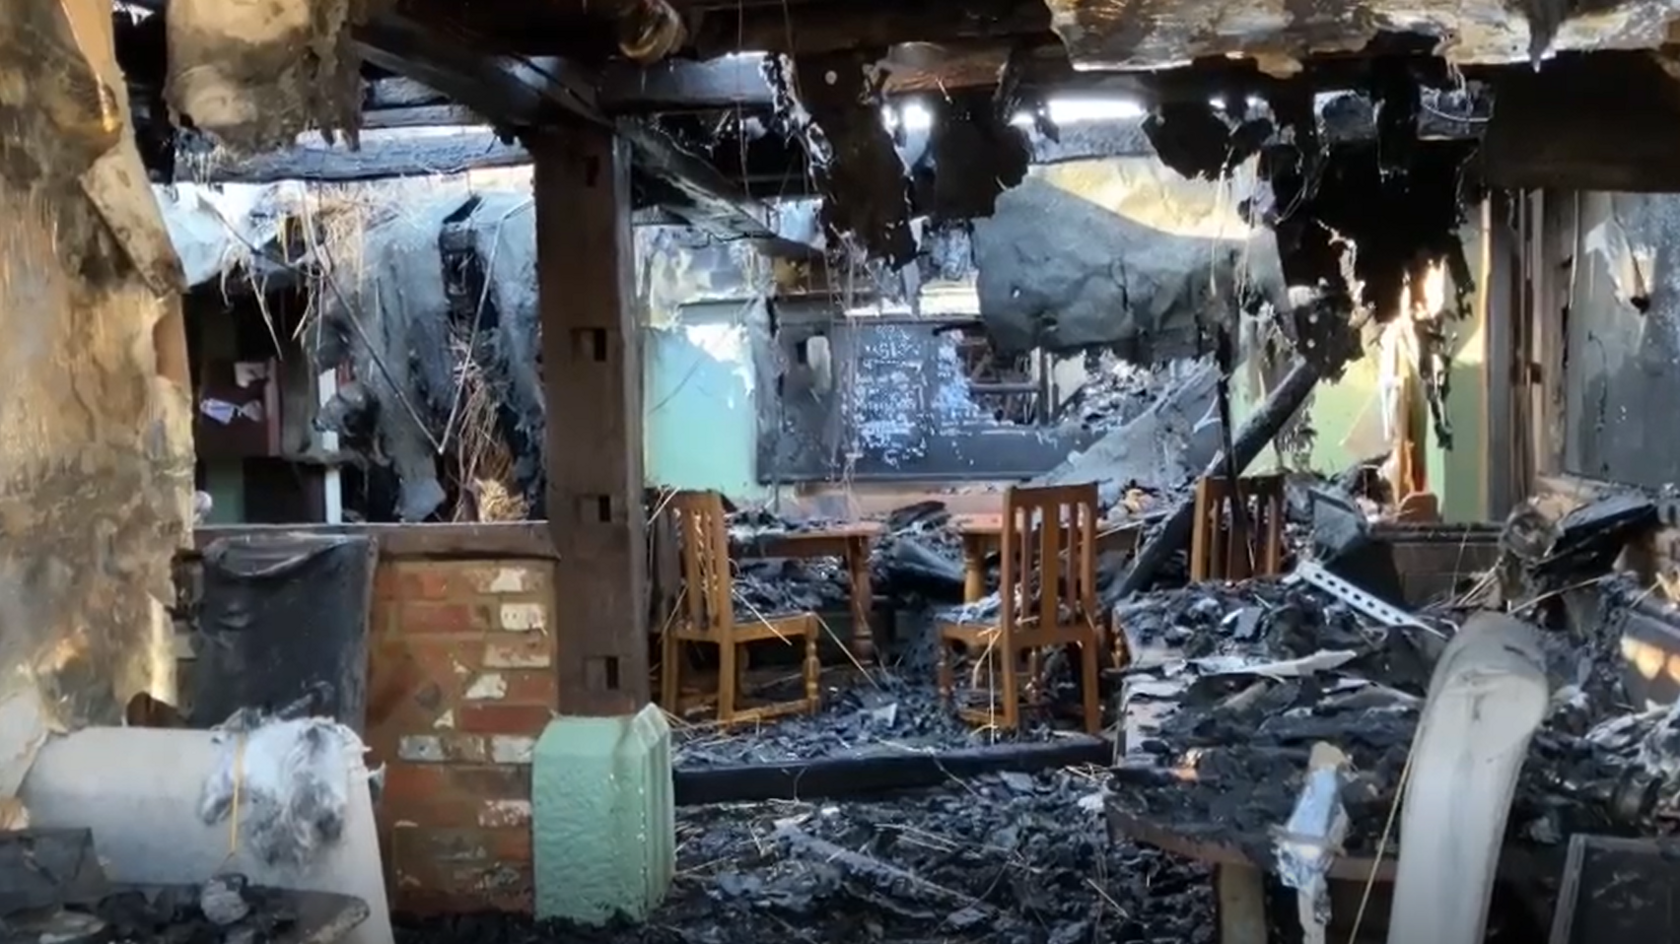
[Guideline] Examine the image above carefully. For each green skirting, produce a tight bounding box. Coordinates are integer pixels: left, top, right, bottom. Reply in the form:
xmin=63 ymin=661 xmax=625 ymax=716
xmin=532 ymin=704 xmax=675 ymax=922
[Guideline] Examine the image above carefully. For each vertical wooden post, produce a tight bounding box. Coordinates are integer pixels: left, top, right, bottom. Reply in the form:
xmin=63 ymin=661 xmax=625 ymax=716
xmin=532 ymin=122 xmax=650 ymax=716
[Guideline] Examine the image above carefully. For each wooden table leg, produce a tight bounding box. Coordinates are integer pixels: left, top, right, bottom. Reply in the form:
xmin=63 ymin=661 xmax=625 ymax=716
xmin=962 ymin=537 xmax=986 ymax=602
xmin=845 ymin=537 xmax=874 ymax=662
xmin=1214 ymin=862 xmax=1268 ymax=944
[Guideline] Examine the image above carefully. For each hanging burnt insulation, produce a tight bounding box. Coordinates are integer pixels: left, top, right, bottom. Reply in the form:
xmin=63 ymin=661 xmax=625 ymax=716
xmin=1263 ymin=108 xmax=1480 ymax=393
xmin=774 ymin=51 xmax=916 ymax=266
xmin=1142 ymin=100 xmax=1274 ymax=182
xmin=317 ymin=194 xmax=465 ymax=522
xmin=904 ymin=90 xmax=1031 ymax=222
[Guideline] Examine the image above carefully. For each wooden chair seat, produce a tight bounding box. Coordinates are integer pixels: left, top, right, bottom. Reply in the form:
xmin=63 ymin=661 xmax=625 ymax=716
xmin=659 ymin=490 xmax=821 ymax=726
xmin=936 ymin=483 xmax=1105 ymax=735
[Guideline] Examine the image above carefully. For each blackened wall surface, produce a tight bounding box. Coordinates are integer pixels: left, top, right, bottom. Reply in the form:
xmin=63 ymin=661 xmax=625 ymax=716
xmin=1562 ymin=192 xmax=1680 ymax=488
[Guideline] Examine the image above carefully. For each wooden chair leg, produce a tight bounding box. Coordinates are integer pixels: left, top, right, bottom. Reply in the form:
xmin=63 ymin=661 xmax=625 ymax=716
xmin=1109 ymin=612 xmax=1129 ymax=671
xmin=1081 ymin=634 xmax=1102 ymax=735
xmin=937 ymin=637 xmax=955 ymax=707
xmin=1190 ymin=480 xmax=1212 ymax=582
xmin=804 ymin=620 xmax=821 ymax=713
xmin=1000 ymin=642 xmax=1021 ymax=731
xmin=659 ymin=631 xmax=680 ymax=713
xmin=717 ymin=639 xmax=738 ymax=725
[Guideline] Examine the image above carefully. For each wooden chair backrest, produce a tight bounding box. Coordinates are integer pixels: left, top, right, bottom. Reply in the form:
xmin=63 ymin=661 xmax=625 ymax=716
xmin=669 ymin=490 xmax=734 ymax=633
xmin=999 ymin=483 xmax=1100 ymax=629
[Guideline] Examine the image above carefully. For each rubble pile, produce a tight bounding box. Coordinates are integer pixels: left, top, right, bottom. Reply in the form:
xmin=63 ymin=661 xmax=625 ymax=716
xmin=731 ymin=557 xmax=852 ymax=615
xmin=1108 ymin=552 xmax=1680 ymax=866
xmin=1057 ymin=356 xmax=1173 ymax=432
xmin=396 ymin=773 xmax=1216 ymax=944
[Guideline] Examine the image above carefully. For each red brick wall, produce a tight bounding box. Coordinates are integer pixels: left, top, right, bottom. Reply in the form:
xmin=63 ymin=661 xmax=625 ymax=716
xmin=366 ymin=559 xmax=557 ymax=913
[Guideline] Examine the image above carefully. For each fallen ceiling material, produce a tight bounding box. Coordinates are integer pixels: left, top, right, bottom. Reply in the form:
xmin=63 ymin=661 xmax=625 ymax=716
xmin=319 ymin=193 xmax=467 ymax=522
xmin=972 ymin=174 xmax=1286 ymax=359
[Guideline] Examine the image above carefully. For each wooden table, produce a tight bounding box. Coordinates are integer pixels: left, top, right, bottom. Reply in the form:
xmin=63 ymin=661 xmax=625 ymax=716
xmin=950 ymin=514 xmax=1145 ymax=602
xmin=736 ymin=522 xmax=885 ymax=661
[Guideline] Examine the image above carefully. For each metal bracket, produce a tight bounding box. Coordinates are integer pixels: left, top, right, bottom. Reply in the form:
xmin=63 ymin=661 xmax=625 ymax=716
xmin=1285 ymin=560 xmax=1442 ymax=636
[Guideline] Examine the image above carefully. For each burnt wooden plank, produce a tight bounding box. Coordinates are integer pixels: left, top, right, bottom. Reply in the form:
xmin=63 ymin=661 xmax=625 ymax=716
xmin=533 ymin=124 xmax=650 ymax=714
xmin=360 ymin=104 xmax=485 ymax=129
xmin=355 ymin=15 xmax=820 ymax=250
xmin=190 ymin=523 xmax=555 ymax=560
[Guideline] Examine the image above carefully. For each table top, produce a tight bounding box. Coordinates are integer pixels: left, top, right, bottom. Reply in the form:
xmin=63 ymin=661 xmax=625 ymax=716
xmin=736 ymin=521 xmax=886 ymax=542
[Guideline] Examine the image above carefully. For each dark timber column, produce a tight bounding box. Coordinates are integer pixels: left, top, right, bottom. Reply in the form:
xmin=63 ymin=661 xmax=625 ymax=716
xmin=529 ymin=122 xmax=674 ymax=924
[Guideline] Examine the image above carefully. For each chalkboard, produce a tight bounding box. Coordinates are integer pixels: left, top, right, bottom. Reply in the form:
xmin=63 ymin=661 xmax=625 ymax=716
xmin=758 ymin=316 xmax=1100 ymax=482
xmin=1548 ymin=834 xmax=1680 ymax=944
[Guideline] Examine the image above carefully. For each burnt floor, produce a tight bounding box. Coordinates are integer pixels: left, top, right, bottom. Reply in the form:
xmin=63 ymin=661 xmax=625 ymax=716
xmin=397 ymin=771 xmax=1215 ymax=944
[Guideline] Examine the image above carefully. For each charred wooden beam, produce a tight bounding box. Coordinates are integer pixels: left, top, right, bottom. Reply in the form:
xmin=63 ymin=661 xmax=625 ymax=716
xmin=360 ymin=104 xmax=483 ymax=129
xmin=183 ymin=131 xmax=528 ymax=184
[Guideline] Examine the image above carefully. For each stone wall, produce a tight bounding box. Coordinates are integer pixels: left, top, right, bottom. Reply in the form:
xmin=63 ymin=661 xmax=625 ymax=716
xmin=366 ymin=558 xmax=557 ymax=913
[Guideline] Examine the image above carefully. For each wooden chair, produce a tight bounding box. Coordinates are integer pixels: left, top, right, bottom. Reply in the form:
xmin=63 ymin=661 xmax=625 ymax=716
xmin=1190 ymin=473 xmax=1287 ymax=582
xmin=659 ymin=490 xmax=821 ymax=725
xmin=935 ymin=483 xmax=1104 ymax=734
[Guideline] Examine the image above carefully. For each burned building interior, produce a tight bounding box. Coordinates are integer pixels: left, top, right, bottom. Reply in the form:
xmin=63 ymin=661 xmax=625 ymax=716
xmin=14 ymin=1 xmax=1680 ymax=944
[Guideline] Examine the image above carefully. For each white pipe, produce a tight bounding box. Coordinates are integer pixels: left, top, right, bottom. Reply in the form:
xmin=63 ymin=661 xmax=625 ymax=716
xmin=317 ymin=369 xmax=343 ymax=524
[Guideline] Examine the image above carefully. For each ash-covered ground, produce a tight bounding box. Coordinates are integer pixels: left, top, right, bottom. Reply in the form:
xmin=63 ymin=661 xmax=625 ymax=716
xmin=396 ymin=770 xmax=1214 ymax=944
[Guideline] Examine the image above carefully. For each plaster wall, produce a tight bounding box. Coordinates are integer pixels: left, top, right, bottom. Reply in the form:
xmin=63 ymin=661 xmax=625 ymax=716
xmin=1559 ymin=191 xmax=1680 ymax=489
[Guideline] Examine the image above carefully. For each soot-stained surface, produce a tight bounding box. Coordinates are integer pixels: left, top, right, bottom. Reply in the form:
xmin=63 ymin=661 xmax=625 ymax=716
xmin=396 ymin=775 xmax=1215 ymax=944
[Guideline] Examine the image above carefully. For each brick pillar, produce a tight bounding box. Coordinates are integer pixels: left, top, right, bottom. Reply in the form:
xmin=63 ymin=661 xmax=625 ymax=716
xmin=528 ymin=122 xmax=673 ymax=923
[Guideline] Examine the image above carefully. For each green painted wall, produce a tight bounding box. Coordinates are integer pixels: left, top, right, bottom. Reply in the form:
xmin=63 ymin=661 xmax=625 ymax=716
xmin=642 ymin=302 xmax=766 ymax=500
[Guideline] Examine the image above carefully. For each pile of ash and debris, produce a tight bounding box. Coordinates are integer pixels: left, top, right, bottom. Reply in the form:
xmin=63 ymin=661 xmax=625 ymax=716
xmin=2 ymin=827 xmax=365 ymax=944
xmin=398 ymin=771 xmax=1215 ymax=944
xmin=1104 ymin=489 xmax=1680 ymax=868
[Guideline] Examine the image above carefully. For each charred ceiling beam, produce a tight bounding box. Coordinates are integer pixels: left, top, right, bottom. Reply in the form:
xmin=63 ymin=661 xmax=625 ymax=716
xmin=596 ymin=44 xmax=1076 ymax=112
xmin=352 ymin=11 xmax=820 ymax=254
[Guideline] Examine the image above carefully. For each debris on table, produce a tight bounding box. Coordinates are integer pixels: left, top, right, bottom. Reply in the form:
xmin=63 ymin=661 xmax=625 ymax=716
xmin=395 ymin=772 xmax=1217 ymax=944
